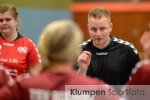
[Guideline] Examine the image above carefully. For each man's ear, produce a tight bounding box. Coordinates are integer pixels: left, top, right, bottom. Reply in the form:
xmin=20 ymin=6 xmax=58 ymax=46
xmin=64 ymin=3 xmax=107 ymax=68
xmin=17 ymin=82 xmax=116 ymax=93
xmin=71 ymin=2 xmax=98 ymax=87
xmin=110 ymin=23 xmax=113 ymax=32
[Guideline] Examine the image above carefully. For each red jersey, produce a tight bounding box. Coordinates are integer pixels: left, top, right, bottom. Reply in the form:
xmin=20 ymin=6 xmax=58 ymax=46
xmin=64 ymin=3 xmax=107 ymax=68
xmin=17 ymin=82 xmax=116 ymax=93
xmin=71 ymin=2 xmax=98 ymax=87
xmin=0 ymin=33 xmax=40 ymax=77
xmin=124 ymin=60 xmax=150 ymax=100
xmin=0 ymin=67 xmax=9 ymax=88
xmin=0 ymin=70 xmax=119 ymax=100
xmin=127 ymin=59 xmax=150 ymax=85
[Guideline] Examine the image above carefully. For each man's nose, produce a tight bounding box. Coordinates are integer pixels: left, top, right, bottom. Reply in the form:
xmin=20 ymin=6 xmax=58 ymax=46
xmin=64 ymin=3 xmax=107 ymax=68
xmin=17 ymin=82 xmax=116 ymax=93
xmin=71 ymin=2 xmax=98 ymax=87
xmin=96 ymin=29 xmax=102 ymax=36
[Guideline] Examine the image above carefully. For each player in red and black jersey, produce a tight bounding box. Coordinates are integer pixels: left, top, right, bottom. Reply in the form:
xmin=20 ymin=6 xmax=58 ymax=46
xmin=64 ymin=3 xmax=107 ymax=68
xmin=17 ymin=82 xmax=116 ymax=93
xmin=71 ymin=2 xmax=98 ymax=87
xmin=0 ymin=4 xmax=40 ymax=78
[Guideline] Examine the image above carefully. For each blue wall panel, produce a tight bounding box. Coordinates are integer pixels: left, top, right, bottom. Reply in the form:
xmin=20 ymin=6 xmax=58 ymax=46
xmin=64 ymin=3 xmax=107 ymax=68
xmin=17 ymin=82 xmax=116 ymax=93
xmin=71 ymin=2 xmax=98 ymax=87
xmin=18 ymin=8 xmax=72 ymax=44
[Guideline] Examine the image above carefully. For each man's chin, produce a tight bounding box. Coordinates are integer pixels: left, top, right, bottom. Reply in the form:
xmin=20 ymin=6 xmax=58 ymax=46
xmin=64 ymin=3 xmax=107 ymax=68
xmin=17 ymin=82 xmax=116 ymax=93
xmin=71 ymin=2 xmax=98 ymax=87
xmin=94 ymin=42 xmax=104 ymax=47
xmin=95 ymin=41 xmax=104 ymax=45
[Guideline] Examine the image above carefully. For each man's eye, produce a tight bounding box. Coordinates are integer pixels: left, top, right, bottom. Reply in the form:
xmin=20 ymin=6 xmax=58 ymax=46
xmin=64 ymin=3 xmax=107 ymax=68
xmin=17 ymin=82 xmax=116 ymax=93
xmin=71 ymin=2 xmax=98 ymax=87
xmin=0 ymin=19 xmax=3 ymax=22
xmin=91 ymin=27 xmax=97 ymax=32
xmin=100 ymin=27 xmax=106 ymax=31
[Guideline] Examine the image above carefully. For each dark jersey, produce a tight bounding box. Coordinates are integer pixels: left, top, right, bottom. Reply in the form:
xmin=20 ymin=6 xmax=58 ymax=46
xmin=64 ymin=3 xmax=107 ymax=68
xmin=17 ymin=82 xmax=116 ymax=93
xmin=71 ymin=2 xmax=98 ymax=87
xmin=0 ymin=70 xmax=119 ymax=100
xmin=79 ymin=37 xmax=140 ymax=85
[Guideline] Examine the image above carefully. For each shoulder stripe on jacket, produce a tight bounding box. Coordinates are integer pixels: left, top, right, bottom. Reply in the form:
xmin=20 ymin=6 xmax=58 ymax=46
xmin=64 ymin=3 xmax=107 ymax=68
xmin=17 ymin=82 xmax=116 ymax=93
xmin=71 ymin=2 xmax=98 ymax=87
xmin=113 ymin=37 xmax=138 ymax=54
xmin=81 ymin=39 xmax=91 ymax=46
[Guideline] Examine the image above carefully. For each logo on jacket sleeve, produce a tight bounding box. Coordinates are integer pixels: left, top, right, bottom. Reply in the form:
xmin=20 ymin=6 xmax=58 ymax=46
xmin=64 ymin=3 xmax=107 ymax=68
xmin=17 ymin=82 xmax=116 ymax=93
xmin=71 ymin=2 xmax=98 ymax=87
xmin=17 ymin=47 xmax=28 ymax=53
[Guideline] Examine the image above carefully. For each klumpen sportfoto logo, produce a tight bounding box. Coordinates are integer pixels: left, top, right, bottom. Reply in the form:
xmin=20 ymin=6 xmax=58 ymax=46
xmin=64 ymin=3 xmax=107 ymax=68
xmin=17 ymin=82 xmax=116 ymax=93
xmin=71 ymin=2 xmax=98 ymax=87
xmin=65 ymin=85 xmax=150 ymax=100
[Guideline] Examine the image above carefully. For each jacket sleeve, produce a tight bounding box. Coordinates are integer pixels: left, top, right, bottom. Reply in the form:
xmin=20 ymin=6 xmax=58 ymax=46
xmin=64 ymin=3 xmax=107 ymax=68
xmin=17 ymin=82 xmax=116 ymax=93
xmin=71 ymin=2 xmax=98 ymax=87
xmin=127 ymin=47 xmax=140 ymax=75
